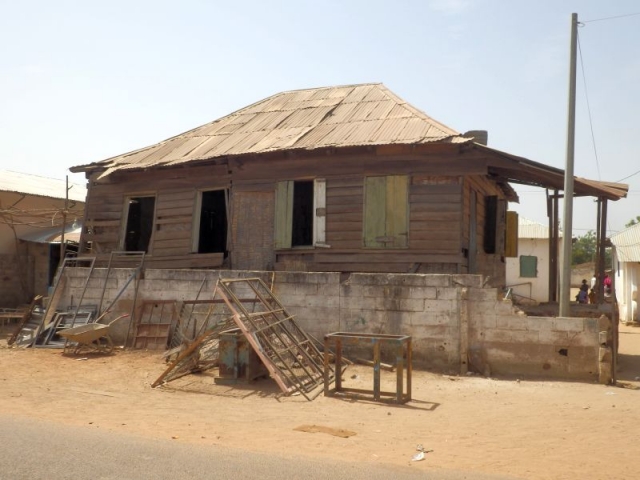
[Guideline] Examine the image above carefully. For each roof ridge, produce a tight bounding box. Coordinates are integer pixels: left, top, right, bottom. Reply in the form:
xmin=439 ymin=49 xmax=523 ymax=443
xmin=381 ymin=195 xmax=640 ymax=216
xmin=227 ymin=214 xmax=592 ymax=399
xmin=376 ymin=85 xmax=461 ymax=137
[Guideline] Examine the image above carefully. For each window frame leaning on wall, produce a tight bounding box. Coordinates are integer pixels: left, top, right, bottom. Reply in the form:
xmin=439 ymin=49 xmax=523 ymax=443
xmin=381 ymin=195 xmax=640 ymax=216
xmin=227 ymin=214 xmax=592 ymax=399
xmin=274 ymin=179 xmax=327 ymax=249
xmin=363 ymin=175 xmax=409 ymax=249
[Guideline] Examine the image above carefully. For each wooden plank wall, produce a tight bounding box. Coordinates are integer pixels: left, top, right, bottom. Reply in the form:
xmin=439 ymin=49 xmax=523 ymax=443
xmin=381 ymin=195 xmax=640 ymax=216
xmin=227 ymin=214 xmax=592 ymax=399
xmin=325 ymin=176 xmax=363 ymax=250
xmin=463 ymin=175 xmax=507 ymax=284
xmin=231 ymin=191 xmax=275 ymax=270
xmin=83 ymin=164 xmax=229 ymax=268
xmin=81 ymin=149 xmax=498 ymax=273
xmin=409 ymin=175 xmax=462 ymax=254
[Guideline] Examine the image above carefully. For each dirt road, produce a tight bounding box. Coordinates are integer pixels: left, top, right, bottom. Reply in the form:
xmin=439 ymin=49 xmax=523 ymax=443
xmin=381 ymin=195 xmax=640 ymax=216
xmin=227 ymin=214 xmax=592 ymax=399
xmin=1 ymin=324 xmax=639 ymax=480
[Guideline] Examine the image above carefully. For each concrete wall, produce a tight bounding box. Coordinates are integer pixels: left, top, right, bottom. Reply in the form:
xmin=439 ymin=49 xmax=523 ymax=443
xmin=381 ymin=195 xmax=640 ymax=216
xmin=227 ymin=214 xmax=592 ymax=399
xmin=615 ymin=257 xmax=639 ymax=323
xmin=59 ymin=268 xmax=611 ymax=382
xmin=0 ymin=254 xmax=34 ymax=307
xmin=505 ymin=237 xmax=550 ymax=302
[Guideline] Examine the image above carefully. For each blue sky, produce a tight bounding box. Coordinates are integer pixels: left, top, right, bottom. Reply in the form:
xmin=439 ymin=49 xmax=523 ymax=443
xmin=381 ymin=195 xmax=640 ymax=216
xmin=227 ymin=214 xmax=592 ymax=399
xmin=1 ymin=0 xmax=638 ymax=234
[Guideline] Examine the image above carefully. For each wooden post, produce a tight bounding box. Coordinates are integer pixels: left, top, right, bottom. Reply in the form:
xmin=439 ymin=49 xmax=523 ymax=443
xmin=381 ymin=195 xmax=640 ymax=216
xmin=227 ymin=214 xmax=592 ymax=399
xmin=372 ymin=339 xmax=381 ymax=401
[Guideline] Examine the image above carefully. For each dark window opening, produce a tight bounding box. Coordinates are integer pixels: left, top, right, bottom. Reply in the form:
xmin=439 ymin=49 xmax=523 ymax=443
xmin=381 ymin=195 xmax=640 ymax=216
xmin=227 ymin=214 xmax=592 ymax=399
xmin=48 ymin=242 xmax=78 ymax=287
xmin=483 ymin=195 xmax=498 ymax=254
xmin=198 ymin=190 xmax=228 ymax=255
xmin=292 ymin=181 xmax=313 ymax=246
xmin=125 ymin=196 xmax=155 ymax=252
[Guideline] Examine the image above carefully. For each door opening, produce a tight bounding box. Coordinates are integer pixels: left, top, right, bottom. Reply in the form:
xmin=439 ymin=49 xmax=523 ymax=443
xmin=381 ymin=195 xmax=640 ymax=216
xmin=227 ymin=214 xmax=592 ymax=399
xmin=198 ymin=190 xmax=228 ymax=255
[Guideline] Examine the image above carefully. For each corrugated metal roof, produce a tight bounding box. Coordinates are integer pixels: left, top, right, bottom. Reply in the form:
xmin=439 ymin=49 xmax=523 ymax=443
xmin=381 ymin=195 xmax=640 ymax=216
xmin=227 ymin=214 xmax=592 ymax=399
xmin=0 ymin=170 xmax=86 ymax=203
xmin=517 ymin=217 xmax=563 ymax=239
xmin=611 ymin=222 xmax=640 ymax=262
xmin=518 ymin=217 xmax=550 ymax=239
xmin=18 ymin=223 xmax=82 ymax=243
xmin=71 ymin=83 xmax=469 ymax=176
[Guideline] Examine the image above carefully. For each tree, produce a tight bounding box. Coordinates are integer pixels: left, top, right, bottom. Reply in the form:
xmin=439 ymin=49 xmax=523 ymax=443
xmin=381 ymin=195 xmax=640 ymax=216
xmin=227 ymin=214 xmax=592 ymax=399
xmin=571 ymin=230 xmax=612 ymax=266
xmin=572 ymin=231 xmax=596 ymax=265
xmin=625 ymin=216 xmax=640 ymax=228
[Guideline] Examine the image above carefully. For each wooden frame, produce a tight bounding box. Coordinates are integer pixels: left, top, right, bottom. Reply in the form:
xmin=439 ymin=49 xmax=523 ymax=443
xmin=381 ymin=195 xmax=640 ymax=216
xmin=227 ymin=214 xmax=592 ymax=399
xmin=323 ymin=332 xmax=412 ymax=404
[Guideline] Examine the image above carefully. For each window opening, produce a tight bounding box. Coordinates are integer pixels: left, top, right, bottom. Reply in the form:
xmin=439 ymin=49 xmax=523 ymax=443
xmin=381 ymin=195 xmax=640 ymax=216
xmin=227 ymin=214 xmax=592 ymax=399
xmin=292 ymin=181 xmax=313 ymax=246
xmin=198 ymin=190 xmax=228 ymax=255
xmin=483 ymin=195 xmax=498 ymax=254
xmin=124 ymin=196 xmax=155 ymax=252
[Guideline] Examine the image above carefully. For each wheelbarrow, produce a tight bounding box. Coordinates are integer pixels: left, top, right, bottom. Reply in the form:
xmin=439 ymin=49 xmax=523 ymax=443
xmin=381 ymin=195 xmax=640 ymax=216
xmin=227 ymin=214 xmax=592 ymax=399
xmin=58 ymin=314 xmax=129 ymax=354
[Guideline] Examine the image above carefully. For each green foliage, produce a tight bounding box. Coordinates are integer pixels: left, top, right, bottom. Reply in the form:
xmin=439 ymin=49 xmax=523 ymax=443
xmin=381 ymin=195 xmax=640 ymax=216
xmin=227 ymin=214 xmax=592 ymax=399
xmin=572 ymin=231 xmax=596 ymax=265
xmin=571 ymin=230 xmax=612 ymax=266
xmin=625 ymin=216 xmax=640 ymax=228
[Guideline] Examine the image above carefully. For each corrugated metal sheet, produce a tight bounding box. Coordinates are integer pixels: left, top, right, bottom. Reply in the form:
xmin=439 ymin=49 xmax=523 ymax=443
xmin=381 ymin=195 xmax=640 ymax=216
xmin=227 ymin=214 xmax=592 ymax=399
xmin=518 ymin=217 xmax=555 ymax=239
xmin=72 ymin=83 xmax=468 ymax=176
xmin=18 ymin=223 xmax=82 ymax=243
xmin=0 ymin=170 xmax=86 ymax=202
xmin=611 ymin=223 xmax=640 ymax=262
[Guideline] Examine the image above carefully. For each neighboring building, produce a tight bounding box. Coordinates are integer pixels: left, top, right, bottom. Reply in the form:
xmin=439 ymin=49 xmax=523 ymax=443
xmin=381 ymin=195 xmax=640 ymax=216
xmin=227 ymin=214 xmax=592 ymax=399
xmin=69 ymin=83 xmax=626 ymax=283
xmin=505 ymin=217 xmax=561 ymax=303
xmin=611 ymin=223 xmax=640 ymax=323
xmin=0 ymin=170 xmax=85 ymax=306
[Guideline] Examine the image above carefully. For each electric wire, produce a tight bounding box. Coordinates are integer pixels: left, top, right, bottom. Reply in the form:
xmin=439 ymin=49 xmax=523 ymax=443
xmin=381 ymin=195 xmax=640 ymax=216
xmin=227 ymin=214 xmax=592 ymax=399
xmin=616 ymin=169 xmax=640 ymax=182
xmin=582 ymin=12 xmax=640 ymax=23
xmin=577 ymin=31 xmax=602 ymax=181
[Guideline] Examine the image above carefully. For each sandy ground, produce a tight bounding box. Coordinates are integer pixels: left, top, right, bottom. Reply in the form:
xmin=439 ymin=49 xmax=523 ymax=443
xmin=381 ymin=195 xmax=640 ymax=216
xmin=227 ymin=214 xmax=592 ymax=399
xmin=1 ymin=324 xmax=639 ymax=480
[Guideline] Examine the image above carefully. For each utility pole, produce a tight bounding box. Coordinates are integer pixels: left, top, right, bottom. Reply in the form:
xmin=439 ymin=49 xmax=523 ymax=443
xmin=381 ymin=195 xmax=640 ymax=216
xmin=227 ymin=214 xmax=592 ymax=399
xmin=60 ymin=175 xmax=69 ymax=261
xmin=559 ymin=13 xmax=578 ymax=317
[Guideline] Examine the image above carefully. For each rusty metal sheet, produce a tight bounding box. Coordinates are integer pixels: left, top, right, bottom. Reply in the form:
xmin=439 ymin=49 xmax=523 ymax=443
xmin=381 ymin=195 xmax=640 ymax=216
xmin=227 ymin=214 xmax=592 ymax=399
xmin=72 ymin=83 xmax=466 ymax=175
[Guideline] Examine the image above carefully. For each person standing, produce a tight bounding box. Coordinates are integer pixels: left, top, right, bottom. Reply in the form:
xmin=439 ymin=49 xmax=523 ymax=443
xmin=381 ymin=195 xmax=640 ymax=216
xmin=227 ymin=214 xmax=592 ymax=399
xmin=603 ymin=274 xmax=612 ymax=296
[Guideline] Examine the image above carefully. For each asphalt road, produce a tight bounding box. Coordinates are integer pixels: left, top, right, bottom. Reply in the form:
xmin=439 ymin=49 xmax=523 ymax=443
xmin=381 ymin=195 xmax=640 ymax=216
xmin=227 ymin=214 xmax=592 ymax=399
xmin=0 ymin=415 xmax=519 ymax=480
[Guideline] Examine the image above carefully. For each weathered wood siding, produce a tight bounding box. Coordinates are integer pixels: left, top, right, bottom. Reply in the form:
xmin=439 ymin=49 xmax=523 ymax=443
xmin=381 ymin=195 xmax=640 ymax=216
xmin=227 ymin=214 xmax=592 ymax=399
xmin=462 ymin=175 xmax=507 ymax=285
xmin=83 ymin=164 xmax=229 ymax=268
xmin=231 ymin=190 xmax=275 ymax=270
xmin=79 ymin=146 xmax=508 ymax=277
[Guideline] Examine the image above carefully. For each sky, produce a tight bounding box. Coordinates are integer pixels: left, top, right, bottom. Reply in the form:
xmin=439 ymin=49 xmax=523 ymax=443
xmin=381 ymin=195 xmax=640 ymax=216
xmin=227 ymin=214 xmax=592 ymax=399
xmin=1 ymin=0 xmax=639 ymax=236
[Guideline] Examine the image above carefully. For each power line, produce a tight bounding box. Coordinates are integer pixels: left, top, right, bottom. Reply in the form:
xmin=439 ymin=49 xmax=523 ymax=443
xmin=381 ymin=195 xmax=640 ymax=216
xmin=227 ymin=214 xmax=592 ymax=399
xmin=577 ymin=32 xmax=602 ymax=181
xmin=582 ymin=12 xmax=640 ymax=23
xmin=616 ymin=168 xmax=640 ymax=182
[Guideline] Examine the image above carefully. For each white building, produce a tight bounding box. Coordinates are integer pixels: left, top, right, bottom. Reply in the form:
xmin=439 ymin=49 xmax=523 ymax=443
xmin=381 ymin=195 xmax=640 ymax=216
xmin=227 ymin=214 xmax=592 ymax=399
xmin=505 ymin=217 xmax=560 ymax=303
xmin=611 ymin=223 xmax=640 ymax=324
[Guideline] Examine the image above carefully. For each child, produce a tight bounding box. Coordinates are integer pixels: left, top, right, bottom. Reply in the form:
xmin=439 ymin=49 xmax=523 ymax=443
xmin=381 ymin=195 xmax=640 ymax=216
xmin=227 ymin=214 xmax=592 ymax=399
xmin=576 ymin=279 xmax=589 ymax=304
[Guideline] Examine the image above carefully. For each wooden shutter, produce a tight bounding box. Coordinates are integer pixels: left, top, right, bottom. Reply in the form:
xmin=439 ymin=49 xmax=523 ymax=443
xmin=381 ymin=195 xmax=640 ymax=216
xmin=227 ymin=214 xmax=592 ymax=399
xmin=313 ymin=178 xmax=327 ymax=246
xmin=364 ymin=176 xmax=387 ymax=247
xmin=386 ymin=175 xmax=408 ymax=248
xmin=364 ymin=175 xmax=408 ymax=248
xmin=275 ymin=181 xmax=293 ymax=249
xmin=505 ymin=211 xmax=519 ymax=257
xmin=520 ymin=255 xmax=537 ymax=278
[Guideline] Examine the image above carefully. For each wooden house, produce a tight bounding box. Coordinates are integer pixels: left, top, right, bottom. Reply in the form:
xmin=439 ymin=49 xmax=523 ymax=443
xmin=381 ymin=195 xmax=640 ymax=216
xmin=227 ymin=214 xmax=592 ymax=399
xmin=70 ymin=84 xmax=627 ymax=285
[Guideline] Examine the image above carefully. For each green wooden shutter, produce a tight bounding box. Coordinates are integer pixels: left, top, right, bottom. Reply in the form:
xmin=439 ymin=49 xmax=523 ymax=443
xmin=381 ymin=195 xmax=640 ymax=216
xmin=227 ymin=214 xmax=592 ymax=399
xmin=364 ymin=176 xmax=387 ymax=247
xmin=275 ymin=181 xmax=293 ymax=249
xmin=519 ymin=255 xmax=537 ymax=278
xmin=364 ymin=175 xmax=408 ymax=248
xmin=386 ymin=175 xmax=408 ymax=248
